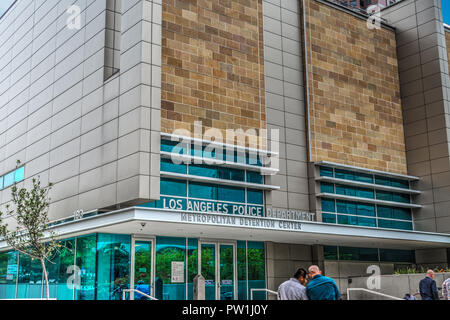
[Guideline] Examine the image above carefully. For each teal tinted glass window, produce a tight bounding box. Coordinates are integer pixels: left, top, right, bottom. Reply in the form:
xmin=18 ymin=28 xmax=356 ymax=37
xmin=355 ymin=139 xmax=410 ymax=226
xmin=96 ymin=234 xmax=131 ymax=300
xmin=218 ymin=167 xmax=245 ymax=181
xmin=375 ymin=176 xmax=390 ymax=186
xmin=336 ymin=185 xmax=374 ymax=198
xmin=187 ymin=238 xmax=198 ymax=300
xmin=377 ymin=206 xmax=411 ymax=221
xmin=336 ymin=201 xmax=356 ymax=215
xmin=160 ymin=159 xmax=186 ymax=174
xmin=320 ymin=166 xmax=334 ymax=177
xmin=246 ymin=171 xmax=263 ymax=184
xmin=189 ymin=164 xmax=218 ymax=178
xmin=378 ymin=219 xmax=412 ymax=230
xmin=3 ymin=172 xmax=14 ymax=188
xmin=391 ymin=178 xmax=409 ymax=189
xmin=218 ymin=186 xmax=245 ymax=203
xmin=392 ymin=193 xmax=410 ymax=204
xmin=46 ymin=239 xmax=75 ymax=300
xmin=321 ymin=199 xmax=335 ymax=212
xmin=324 ymin=246 xmax=338 ymax=260
xmin=354 ymin=172 xmax=373 ymax=183
xmin=14 ymin=167 xmax=24 ymax=182
xmin=237 ymin=241 xmax=247 ymax=300
xmin=161 ymin=139 xmax=186 ymax=154
xmin=322 ymin=213 xmax=336 ymax=223
xmin=320 ymin=182 xmax=334 ymax=193
xmin=161 ymin=179 xmax=187 ymax=197
xmin=376 ymin=191 xmax=410 ymax=203
xmin=339 ymin=246 xmax=378 ymax=261
xmin=155 ymin=237 xmax=186 ymax=300
xmin=17 ymin=253 xmax=43 ymax=299
xmin=375 ymin=176 xmax=409 ymax=189
xmin=0 ymin=251 xmax=18 ymax=299
xmin=356 ymin=188 xmax=374 ymax=199
xmin=247 ymin=242 xmax=266 ymax=300
xmin=379 ymin=249 xmax=415 ymax=263
xmin=247 ymin=189 xmax=263 ymax=204
xmin=356 ymin=203 xmax=375 ymax=217
xmin=335 ymin=169 xmax=354 ymax=180
xmin=376 ymin=191 xmax=392 ymax=201
xmin=75 ymin=235 xmax=97 ymax=300
xmin=0 ymin=176 xmax=3 ymax=189
xmin=337 ymin=215 xmax=376 ymax=227
xmin=189 ymin=182 xmax=217 ymax=200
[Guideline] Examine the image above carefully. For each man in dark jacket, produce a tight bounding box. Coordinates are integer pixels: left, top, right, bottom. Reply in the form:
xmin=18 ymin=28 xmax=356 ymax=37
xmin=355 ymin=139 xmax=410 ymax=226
xmin=306 ymin=265 xmax=340 ymax=300
xmin=419 ymin=270 xmax=439 ymax=300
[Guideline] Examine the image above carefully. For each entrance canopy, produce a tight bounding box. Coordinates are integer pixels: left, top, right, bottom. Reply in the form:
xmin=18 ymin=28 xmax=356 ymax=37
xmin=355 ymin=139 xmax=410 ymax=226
xmin=1 ymin=207 xmax=449 ymax=250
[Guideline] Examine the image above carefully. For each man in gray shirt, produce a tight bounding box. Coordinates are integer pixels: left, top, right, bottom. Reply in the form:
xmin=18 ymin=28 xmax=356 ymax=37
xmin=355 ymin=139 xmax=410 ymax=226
xmin=278 ymin=268 xmax=308 ymax=300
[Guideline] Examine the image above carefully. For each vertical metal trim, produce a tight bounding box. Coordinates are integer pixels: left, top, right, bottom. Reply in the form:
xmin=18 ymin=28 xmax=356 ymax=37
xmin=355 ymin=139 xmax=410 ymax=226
xmin=15 ymin=252 xmax=19 ymax=299
xmin=73 ymin=237 xmax=77 ymax=300
xmin=130 ymin=236 xmax=136 ymax=300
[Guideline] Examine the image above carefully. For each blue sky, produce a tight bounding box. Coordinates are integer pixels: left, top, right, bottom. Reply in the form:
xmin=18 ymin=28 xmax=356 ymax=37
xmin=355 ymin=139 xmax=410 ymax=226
xmin=0 ymin=0 xmax=15 ymax=17
xmin=444 ymin=1 xmax=450 ymax=24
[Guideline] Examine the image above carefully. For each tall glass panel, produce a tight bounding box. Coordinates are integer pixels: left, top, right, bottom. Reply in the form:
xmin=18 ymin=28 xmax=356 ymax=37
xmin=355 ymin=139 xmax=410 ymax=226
xmin=187 ymin=239 xmax=198 ymax=300
xmin=201 ymin=243 xmax=216 ymax=300
xmin=237 ymin=241 xmax=247 ymax=300
xmin=219 ymin=244 xmax=234 ymax=300
xmin=247 ymin=242 xmax=265 ymax=300
xmin=134 ymin=240 xmax=152 ymax=300
xmin=17 ymin=253 xmax=43 ymax=299
xmin=0 ymin=251 xmax=18 ymax=299
xmin=75 ymin=235 xmax=97 ymax=300
xmin=155 ymin=237 xmax=186 ymax=300
xmin=46 ymin=239 xmax=75 ymax=300
xmin=96 ymin=234 xmax=131 ymax=300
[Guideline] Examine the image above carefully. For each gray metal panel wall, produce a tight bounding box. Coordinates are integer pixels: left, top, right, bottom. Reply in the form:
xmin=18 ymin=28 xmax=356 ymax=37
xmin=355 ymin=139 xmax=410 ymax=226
xmin=383 ymin=0 xmax=450 ymax=233
xmin=262 ymin=0 xmax=310 ymax=214
xmin=0 ymin=0 xmax=161 ymax=223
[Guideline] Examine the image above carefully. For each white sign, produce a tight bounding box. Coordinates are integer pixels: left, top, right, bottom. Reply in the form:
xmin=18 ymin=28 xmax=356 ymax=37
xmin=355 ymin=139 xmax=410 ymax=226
xmin=171 ymin=261 xmax=185 ymax=283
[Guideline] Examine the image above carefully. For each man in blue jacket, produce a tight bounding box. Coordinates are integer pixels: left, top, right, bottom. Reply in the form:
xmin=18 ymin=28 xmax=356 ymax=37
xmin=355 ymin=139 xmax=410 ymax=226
xmin=306 ymin=265 xmax=341 ymax=300
xmin=419 ymin=270 xmax=439 ymax=300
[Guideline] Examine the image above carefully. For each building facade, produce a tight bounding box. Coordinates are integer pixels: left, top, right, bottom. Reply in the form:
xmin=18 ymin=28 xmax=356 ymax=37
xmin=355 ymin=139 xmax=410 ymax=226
xmin=0 ymin=0 xmax=449 ymax=300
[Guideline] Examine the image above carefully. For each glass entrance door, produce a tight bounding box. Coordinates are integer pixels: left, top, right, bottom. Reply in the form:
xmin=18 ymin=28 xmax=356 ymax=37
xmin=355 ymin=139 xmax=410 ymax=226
xmin=132 ymin=239 xmax=154 ymax=300
xmin=200 ymin=242 xmax=236 ymax=300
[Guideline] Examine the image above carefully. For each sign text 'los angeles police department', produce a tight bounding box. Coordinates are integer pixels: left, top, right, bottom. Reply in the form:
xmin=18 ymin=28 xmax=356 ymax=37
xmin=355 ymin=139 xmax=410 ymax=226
xmin=159 ymin=196 xmax=263 ymax=216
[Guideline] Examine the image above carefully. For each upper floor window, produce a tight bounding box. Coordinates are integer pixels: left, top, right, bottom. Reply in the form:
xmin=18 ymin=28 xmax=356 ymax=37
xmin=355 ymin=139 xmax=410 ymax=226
xmin=0 ymin=166 xmax=25 ymax=190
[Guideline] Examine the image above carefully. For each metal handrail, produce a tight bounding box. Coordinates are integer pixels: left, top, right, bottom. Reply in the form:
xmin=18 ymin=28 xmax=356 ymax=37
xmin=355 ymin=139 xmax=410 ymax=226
xmin=250 ymin=288 xmax=278 ymax=300
xmin=347 ymin=288 xmax=402 ymax=300
xmin=122 ymin=289 xmax=158 ymax=301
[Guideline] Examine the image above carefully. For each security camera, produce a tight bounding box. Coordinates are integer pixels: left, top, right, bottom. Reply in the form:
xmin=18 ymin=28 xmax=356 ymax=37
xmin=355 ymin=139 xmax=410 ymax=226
xmin=140 ymin=222 xmax=146 ymax=230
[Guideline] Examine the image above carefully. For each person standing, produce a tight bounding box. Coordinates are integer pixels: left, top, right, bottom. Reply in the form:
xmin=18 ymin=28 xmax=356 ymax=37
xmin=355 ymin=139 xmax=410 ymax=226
xmin=442 ymin=277 xmax=450 ymax=300
xmin=419 ymin=270 xmax=439 ymax=300
xmin=306 ymin=265 xmax=340 ymax=300
xmin=277 ymin=268 xmax=309 ymax=300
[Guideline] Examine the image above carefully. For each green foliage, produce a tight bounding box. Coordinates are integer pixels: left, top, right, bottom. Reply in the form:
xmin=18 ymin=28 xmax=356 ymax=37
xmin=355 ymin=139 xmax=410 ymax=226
xmin=0 ymin=161 xmax=61 ymax=298
xmin=394 ymin=266 xmax=450 ymax=274
xmin=0 ymin=173 xmax=59 ymax=261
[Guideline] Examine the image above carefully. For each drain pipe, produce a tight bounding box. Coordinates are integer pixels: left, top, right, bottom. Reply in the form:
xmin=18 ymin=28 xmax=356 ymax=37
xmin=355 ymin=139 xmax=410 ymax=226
xmin=302 ymin=0 xmax=312 ymax=164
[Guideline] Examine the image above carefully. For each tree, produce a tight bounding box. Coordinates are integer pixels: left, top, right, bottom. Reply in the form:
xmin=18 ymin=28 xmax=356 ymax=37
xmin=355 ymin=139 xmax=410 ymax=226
xmin=0 ymin=164 xmax=59 ymax=300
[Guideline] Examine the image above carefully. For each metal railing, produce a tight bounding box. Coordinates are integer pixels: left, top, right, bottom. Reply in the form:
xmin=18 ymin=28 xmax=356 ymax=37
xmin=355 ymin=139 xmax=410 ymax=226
xmin=250 ymin=288 xmax=278 ymax=300
xmin=347 ymin=288 xmax=402 ymax=300
xmin=122 ymin=289 xmax=158 ymax=301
